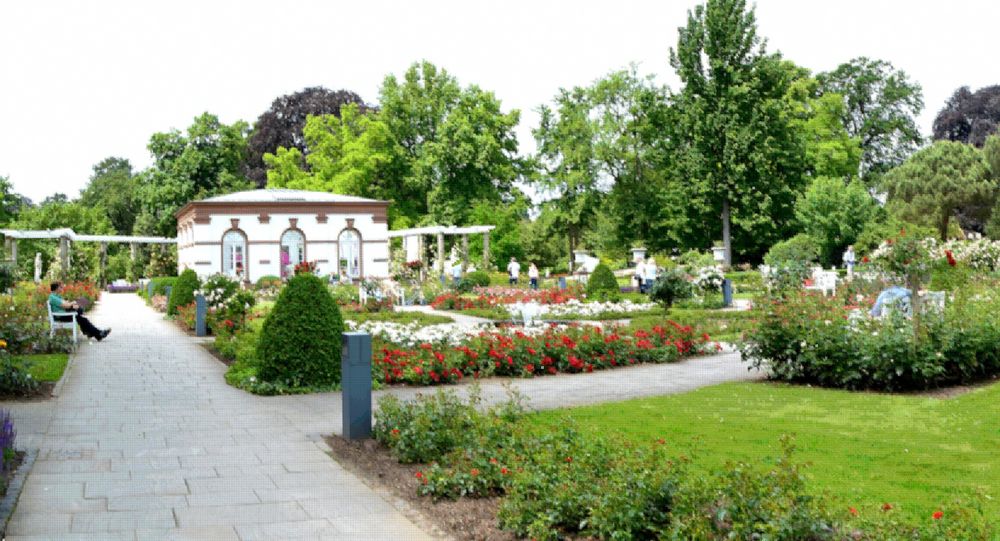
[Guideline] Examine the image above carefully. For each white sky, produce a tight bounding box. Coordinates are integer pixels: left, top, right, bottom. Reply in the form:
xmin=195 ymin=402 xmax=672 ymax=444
xmin=2 ymin=0 xmax=998 ymax=204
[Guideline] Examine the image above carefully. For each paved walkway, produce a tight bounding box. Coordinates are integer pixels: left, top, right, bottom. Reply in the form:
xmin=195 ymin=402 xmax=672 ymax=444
xmin=3 ymin=294 xmax=762 ymax=540
xmin=3 ymin=294 xmax=435 ymax=541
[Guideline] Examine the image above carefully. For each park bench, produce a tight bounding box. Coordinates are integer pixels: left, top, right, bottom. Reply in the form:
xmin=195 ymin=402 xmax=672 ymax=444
xmin=46 ymin=302 xmax=79 ymax=345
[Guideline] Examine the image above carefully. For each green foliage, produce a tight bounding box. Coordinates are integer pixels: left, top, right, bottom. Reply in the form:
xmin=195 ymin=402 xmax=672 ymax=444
xmin=883 ymin=140 xmax=993 ymax=240
xmin=134 ymin=113 xmax=253 ymax=237
xmin=0 ymin=176 xmax=30 ymax=226
xmin=0 ymin=263 xmax=18 ymax=292
xmin=648 ymin=268 xmax=694 ymax=308
xmin=167 ymin=269 xmax=200 ymax=315
xmin=0 ymin=349 xmax=40 ymax=397
xmin=258 ymin=273 xmax=343 ymax=387
xmin=795 ymin=177 xmax=881 ymax=265
xmin=929 ymin=261 xmax=973 ymax=292
xmin=818 ymin=57 xmax=924 ymax=184
xmin=668 ymin=0 xmax=808 ymax=263
xmin=677 ymin=249 xmax=714 ymax=270
xmin=854 ymin=215 xmax=935 ymax=256
xmin=10 ymin=199 xmax=114 ymax=281
xmin=764 ymin=233 xmax=819 ymax=266
xmin=200 ymin=273 xmax=240 ymax=309
xmin=585 ymin=263 xmax=619 ymax=301
xmin=254 ymin=275 xmax=282 ymax=289
xmin=78 ymin=157 xmax=138 ymax=235
xmin=463 ymin=270 xmax=490 ymax=288
xmin=148 ymin=276 xmax=177 ymax=298
xmin=742 ymin=284 xmax=1000 ymax=391
xmin=465 ymin=199 xmax=527 ymax=269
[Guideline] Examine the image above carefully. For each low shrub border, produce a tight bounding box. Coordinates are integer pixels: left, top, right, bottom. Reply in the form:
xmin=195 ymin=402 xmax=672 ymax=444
xmin=356 ymin=389 xmax=996 ymax=540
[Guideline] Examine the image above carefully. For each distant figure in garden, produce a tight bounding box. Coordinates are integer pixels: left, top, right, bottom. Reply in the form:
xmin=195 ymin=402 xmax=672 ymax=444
xmin=507 ymin=257 xmax=520 ymax=285
xmin=34 ymin=253 xmax=42 ymax=283
xmin=48 ymin=282 xmax=110 ymax=341
xmin=528 ymin=262 xmax=539 ymax=290
xmin=635 ymin=259 xmax=647 ymax=293
xmin=451 ymin=260 xmax=462 ymax=286
xmin=644 ymin=257 xmax=658 ymax=293
xmin=843 ymin=245 xmax=856 ymax=277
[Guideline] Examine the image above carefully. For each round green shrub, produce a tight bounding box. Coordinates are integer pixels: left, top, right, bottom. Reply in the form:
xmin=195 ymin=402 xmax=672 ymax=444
xmin=586 ymin=263 xmax=620 ymax=301
xmin=648 ymin=268 xmax=693 ymax=307
xmin=258 ymin=273 xmax=344 ymax=387
xmin=168 ymin=269 xmax=201 ymax=315
xmin=464 ymin=270 xmax=490 ymax=288
xmin=763 ymin=234 xmax=819 ymax=267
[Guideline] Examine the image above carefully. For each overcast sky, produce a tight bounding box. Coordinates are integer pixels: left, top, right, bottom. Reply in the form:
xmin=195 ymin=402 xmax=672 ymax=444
xmin=2 ymin=0 xmax=998 ymax=204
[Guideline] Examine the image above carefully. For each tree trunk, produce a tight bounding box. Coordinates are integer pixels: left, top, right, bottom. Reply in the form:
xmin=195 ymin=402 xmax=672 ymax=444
xmin=721 ymin=198 xmax=732 ymax=267
xmin=568 ymin=233 xmax=576 ymax=274
xmin=939 ymin=209 xmax=950 ymax=241
xmin=908 ymin=272 xmax=922 ymax=344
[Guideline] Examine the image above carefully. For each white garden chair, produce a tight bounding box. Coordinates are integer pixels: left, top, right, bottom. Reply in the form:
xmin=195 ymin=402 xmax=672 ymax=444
xmin=47 ymin=302 xmax=79 ymax=345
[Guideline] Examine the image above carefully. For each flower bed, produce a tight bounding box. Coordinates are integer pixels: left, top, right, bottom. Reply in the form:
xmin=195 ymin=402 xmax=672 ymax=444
xmin=741 ymin=285 xmax=1000 ymax=391
xmin=373 ymin=321 xmax=715 ymax=386
xmin=511 ymin=298 xmax=658 ymax=319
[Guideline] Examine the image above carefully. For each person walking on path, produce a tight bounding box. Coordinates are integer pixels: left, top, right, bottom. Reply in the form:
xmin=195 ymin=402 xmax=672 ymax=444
xmin=635 ymin=258 xmax=647 ymax=293
xmin=452 ymin=260 xmax=463 ymax=287
xmin=528 ymin=262 xmax=540 ymax=290
xmin=843 ymin=245 xmax=856 ymax=277
xmin=644 ymin=257 xmax=659 ymax=293
xmin=48 ymin=281 xmax=110 ymax=340
xmin=507 ymin=257 xmax=521 ymax=286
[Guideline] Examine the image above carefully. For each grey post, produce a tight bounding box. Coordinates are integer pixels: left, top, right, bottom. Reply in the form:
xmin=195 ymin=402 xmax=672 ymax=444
xmin=147 ymin=281 xmax=154 ymax=299
xmin=341 ymin=332 xmax=372 ymax=440
xmin=558 ymin=276 xmax=567 ymax=290
xmin=722 ymin=279 xmax=733 ymax=307
xmin=195 ymin=294 xmax=207 ymax=336
xmin=164 ymin=285 xmax=172 ymax=299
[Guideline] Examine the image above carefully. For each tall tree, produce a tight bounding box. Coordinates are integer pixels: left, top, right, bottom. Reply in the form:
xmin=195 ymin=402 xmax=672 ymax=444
xmin=245 ymin=87 xmax=368 ymax=187
xmin=0 ymin=176 xmax=30 ymax=226
xmin=10 ymin=199 xmax=114 ymax=280
xmin=379 ymin=62 xmax=523 ymax=225
xmin=882 ymin=141 xmax=993 ymax=240
xmin=79 ymin=157 xmax=138 ymax=235
xmin=533 ymin=86 xmax=602 ymax=269
xmin=265 ymin=104 xmax=415 ymax=226
xmin=784 ymin=64 xmax=862 ymax=179
xmin=818 ymin=57 xmax=924 ymax=184
xmin=795 ymin=177 xmax=880 ymax=265
xmin=933 ymin=85 xmax=1000 ymax=148
xmin=135 ymin=113 xmax=253 ymax=237
xmin=668 ymin=0 xmax=807 ymax=264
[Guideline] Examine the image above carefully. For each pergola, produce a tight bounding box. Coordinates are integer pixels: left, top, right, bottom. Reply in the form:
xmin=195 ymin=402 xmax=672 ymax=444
xmin=1 ymin=228 xmax=176 ymax=281
xmin=386 ymin=225 xmax=496 ymax=275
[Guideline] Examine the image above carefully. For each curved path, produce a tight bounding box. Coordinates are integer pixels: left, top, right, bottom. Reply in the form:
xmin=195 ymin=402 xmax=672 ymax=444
xmin=2 ymin=294 xmax=762 ymax=540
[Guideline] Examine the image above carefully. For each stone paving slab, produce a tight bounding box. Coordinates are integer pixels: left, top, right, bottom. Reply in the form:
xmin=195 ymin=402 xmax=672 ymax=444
xmin=2 ymin=293 xmax=437 ymax=540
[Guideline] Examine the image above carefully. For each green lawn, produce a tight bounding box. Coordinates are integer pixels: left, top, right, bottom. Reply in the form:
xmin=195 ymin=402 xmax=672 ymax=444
xmin=343 ymin=311 xmax=453 ymax=325
xmin=530 ymin=381 xmax=1000 ymax=521
xmin=19 ymin=353 xmax=69 ymax=382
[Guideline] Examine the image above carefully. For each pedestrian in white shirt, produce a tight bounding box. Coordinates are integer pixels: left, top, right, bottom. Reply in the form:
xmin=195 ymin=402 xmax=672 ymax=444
xmin=528 ymin=262 xmax=540 ymax=290
xmin=644 ymin=257 xmax=658 ymax=292
xmin=507 ymin=257 xmax=521 ymax=286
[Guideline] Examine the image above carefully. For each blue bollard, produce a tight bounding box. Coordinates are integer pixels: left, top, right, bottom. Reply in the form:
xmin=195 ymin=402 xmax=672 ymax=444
xmin=722 ymin=279 xmax=733 ymax=307
xmin=558 ymin=276 xmax=567 ymax=290
xmin=195 ymin=294 xmax=207 ymax=336
xmin=164 ymin=286 xmax=172 ymax=300
xmin=341 ymin=332 xmax=372 ymax=440
xmin=147 ymin=281 xmax=154 ymax=299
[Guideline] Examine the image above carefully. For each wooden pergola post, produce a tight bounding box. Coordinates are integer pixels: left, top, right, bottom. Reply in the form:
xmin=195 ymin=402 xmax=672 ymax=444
xmin=130 ymin=242 xmax=137 ymax=261
xmin=99 ymin=242 xmax=108 ymax=286
xmin=462 ymin=234 xmax=469 ymax=272
xmin=437 ymin=232 xmax=445 ymax=276
xmin=8 ymin=237 xmax=16 ymax=266
xmin=482 ymin=230 xmax=490 ymax=271
xmin=59 ymin=236 xmax=70 ymax=276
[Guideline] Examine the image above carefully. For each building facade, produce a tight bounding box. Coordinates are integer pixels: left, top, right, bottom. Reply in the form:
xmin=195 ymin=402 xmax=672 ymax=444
xmin=175 ymin=189 xmax=390 ymax=283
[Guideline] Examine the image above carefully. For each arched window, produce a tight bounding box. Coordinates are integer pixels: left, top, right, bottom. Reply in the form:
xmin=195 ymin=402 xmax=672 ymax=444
xmin=222 ymin=230 xmax=247 ymax=279
xmin=338 ymin=229 xmax=361 ymax=280
xmin=280 ymin=229 xmax=305 ymax=278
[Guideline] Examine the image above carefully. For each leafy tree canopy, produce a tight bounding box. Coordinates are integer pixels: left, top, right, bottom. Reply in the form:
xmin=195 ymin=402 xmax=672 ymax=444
xmin=668 ymin=0 xmax=808 ymax=264
xmin=79 ymin=157 xmax=138 ymax=235
xmin=0 ymin=176 xmax=30 ymax=226
xmin=795 ymin=177 xmax=881 ymax=265
xmin=135 ymin=113 xmax=253 ymax=237
xmin=818 ymin=57 xmax=924 ymax=184
xmin=245 ymin=87 xmax=368 ymax=187
xmin=933 ymin=85 xmax=1000 ymax=148
xmin=882 ymin=140 xmax=993 ymax=240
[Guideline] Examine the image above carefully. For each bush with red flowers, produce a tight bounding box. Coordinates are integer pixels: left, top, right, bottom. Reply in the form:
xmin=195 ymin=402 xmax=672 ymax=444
xmin=374 ymin=321 xmax=715 ymax=386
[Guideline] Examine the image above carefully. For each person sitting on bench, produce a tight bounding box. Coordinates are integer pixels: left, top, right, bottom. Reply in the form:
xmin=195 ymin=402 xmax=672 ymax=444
xmin=48 ymin=282 xmax=111 ymax=341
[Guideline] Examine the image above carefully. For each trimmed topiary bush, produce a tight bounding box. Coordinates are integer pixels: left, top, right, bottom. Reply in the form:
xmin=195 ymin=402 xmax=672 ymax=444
xmin=255 ymin=275 xmax=282 ymax=289
xmin=649 ymin=268 xmax=694 ymax=308
xmin=168 ymin=269 xmax=200 ymax=316
xmin=764 ymin=234 xmax=819 ymax=267
xmin=258 ymin=272 xmax=344 ymax=387
xmin=150 ymin=276 xmax=177 ymax=297
xmin=586 ymin=263 xmax=620 ymax=301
